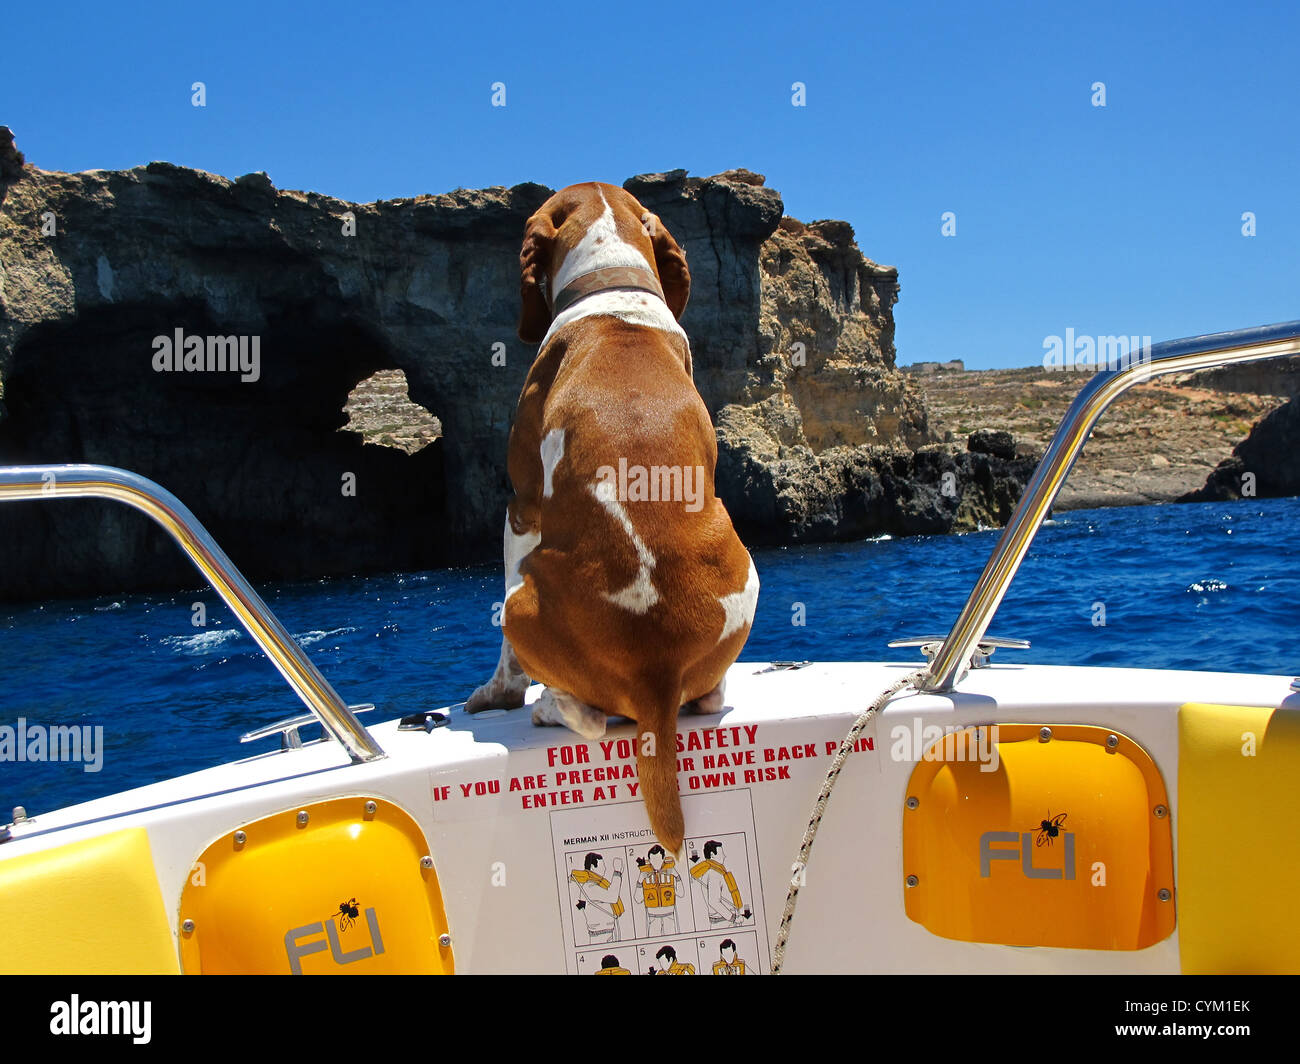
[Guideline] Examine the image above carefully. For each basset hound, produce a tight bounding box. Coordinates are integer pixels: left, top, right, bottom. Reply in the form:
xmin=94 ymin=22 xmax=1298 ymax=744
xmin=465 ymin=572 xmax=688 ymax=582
xmin=467 ymin=181 xmax=759 ymax=854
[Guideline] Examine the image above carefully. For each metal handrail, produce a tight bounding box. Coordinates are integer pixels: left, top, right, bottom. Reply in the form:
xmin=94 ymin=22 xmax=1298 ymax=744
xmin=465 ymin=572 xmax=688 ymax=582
xmin=0 ymin=464 xmax=385 ymax=763
xmin=920 ymin=320 xmax=1300 ymax=693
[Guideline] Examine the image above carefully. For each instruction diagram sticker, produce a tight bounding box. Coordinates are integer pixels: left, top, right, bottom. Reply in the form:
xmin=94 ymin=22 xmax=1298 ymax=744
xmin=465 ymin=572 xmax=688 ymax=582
xmin=551 ymin=789 xmax=769 ymax=974
xmin=698 ymin=930 xmax=761 ymax=975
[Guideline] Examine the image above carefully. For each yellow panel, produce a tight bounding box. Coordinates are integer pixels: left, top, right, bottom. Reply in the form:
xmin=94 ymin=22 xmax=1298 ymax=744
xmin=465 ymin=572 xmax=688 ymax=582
xmin=0 ymin=828 xmax=179 ymax=974
xmin=1178 ymin=702 xmax=1300 ymax=974
xmin=180 ymin=796 xmax=453 ymax=974
xmin=903 ymin=724 xmax=1175 ymax=950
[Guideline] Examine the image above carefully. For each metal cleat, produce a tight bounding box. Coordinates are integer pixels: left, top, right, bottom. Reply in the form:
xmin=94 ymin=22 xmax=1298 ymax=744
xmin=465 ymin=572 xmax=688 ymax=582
xmin=240 ymin=703 xmax=377 ymax=751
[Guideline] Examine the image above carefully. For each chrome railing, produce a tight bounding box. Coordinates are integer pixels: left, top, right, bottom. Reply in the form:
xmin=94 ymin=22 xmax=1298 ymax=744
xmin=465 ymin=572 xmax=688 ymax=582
xmin=920 ymin=320 xmax=1300 ymax=693
xmin=0 ymin=465 xmax=385 ymax=763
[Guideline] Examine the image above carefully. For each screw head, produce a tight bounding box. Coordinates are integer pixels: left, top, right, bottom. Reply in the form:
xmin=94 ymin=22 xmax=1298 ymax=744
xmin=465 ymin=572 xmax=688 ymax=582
xmin=905 ymin=796 xmax=919 ymax=810
xmin=233 ymin=830 xmax=247 ymax=845
xmin=364 ymin=800 xmax=377 ymax=816
xmin=438 ymin=933 xmax=452 ymax=947
xmin=296 ymin=810 xmax=309 ymax=827
xmin=905 ymin=874 xmax=919 ymax=888
xmin=1154 ymin=804 xmax=1168 ymax=819
xmin=182 ymin=918 xmax=195 ymax=933
xmin=1038 ymin=727 xmax=1052 ymax=742
xmin=420 ymin=855 xmax=434 ymax=869
xmin=1157 ymin=888 xmax=1172 ymax=902
xmin=1105 ymin=734 xmax=1119 ymax=750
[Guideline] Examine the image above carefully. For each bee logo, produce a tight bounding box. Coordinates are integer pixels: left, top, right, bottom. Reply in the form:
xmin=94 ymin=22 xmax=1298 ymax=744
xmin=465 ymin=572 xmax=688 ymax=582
xmin=286 ymin=901 xmax=386 ymax=972
xmin=1034 ymin=812 xmax=1068 ymax=847
xmin=333 ymin=897 xmax=360 ymax=932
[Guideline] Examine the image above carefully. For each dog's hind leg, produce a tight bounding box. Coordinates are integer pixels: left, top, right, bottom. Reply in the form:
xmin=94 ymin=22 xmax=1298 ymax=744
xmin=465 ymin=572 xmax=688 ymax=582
xmin=467 ymin=512 xmax=538 ymax=713
xmin=682 ymin=676 xmax=725 ymax=716
xmin=531 ymin=688 xmax=608 ymax=739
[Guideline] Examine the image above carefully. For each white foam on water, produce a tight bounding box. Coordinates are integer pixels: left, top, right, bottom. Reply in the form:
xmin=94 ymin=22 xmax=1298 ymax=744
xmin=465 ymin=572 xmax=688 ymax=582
xmin=161 ymin=629 xmax=243 ymax=655
xmin=293 ymin=626 xmax=359 ymax=647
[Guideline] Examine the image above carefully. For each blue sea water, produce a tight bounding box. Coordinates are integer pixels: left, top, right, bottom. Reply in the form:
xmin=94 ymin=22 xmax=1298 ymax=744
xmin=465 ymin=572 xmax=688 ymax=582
xmin=2 ymin=497 xmax=1297 ymax=817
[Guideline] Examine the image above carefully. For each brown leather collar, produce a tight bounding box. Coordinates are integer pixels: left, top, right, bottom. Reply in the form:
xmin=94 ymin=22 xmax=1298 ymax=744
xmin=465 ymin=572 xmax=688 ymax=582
xmin=550 ymin=265 xmax=665 ymax=316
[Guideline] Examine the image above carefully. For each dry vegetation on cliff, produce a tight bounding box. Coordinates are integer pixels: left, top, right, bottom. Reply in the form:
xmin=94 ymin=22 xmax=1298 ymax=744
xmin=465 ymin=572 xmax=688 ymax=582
xmin=915 ymin=364 xmax=1289 ymax=509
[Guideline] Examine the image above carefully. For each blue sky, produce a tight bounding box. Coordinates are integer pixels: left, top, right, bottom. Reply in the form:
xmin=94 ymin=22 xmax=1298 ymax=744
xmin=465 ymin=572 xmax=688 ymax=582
xmin=4 ymin=0 xmax=1297 ymax=368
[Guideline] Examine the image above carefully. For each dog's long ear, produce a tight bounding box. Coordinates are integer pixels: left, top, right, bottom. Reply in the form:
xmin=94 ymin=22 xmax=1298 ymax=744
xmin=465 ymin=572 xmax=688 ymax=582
xmin=642 ymin=211 xmax=690 ymax=320
xmin=518 ymin=209 xmax=558 ymax=344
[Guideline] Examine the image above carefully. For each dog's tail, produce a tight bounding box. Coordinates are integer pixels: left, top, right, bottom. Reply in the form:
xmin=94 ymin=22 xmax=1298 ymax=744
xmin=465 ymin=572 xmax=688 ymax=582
xmin=634 ymin=697 xmax=685 ymax=856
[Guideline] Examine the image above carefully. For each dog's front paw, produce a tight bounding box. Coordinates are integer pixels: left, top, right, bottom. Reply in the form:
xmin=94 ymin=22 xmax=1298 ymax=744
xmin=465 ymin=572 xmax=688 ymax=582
xmin=532 ymin=688 xmax=608 ymax=739
xmin=467 ymin=679 xmax=527 ymax=714
xmin=531 ymin=692 xmax=561 ymax=727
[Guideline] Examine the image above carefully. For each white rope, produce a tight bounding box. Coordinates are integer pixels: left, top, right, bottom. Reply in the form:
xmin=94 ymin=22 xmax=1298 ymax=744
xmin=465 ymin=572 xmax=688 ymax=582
xmin=770 ymin=668 xmax=926 ymax=974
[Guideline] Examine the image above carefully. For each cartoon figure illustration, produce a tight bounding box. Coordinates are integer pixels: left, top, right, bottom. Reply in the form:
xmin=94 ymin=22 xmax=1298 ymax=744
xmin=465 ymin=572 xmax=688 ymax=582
xmin=711 ymin=938 xmax=749 ymax=975
xmin=647 ymin=944 xmax=695 ymax=975
xmin=690 ymin=840 xmax=752 ymax=927
xmin=595 ymin=954 xmax=630 ymax=975
xmin=634 ymin=844 xmax=683 ymax=936
xmin=570 ymin=853 xmax=625 ymax=943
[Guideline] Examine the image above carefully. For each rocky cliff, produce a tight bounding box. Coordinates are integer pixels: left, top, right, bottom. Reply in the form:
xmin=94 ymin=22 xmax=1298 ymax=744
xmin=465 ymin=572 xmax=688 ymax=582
xmin=0 ymin=131 xmax=1033 ymax=600
xmin=1186 ymin=355 xmax=1300 ymax=399
xmin=1180 ymin=397 xmax=1300 ymax=503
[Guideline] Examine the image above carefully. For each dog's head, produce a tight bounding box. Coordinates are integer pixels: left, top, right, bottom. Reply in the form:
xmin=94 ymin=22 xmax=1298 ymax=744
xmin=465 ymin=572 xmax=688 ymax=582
xmin=517 ymin=182 xmax=690 ymax=344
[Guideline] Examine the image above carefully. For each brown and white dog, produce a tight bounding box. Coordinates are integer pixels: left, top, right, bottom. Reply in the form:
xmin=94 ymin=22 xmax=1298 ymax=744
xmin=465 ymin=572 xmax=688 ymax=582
xmin=466 ymin=182 xmax=759 ymax=854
